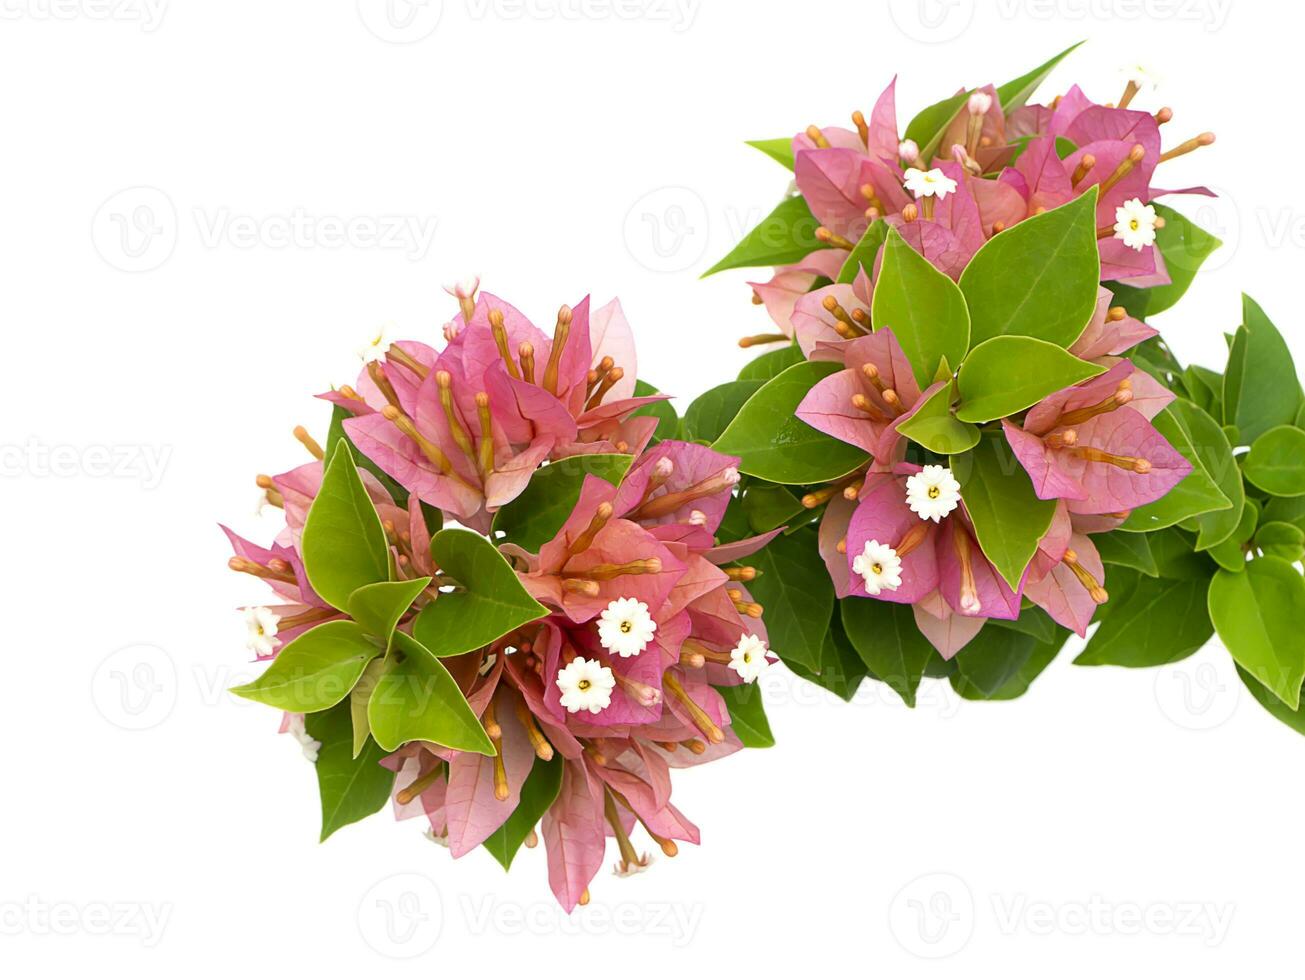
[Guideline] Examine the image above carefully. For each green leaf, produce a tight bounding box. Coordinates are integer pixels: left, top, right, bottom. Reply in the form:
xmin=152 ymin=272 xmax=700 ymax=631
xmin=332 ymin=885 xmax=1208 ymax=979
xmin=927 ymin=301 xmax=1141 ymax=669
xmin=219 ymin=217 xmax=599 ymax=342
xmin=716 ymin=683 xmax=775 ymax=748
xmin=1168 ymin=399 xmax=1244 ymax=550
xmin=326 ymin=403 xmax=413 ymax=509
xmin=368 ymin=632 xmax=495 ymax=754
xmin=714 ymin=361 xmax=870 ymax=485
xmin=1244 ymin=425 xmax=1305 ymax=497
xmin=952 ymin=630 xmax=1067 ymax=701
xmin=995 ymin=41 xmax=1084 ymax=112
xmin=952 ymin=625 xmax=1038 ymax=696
xmin=959 ymin=190 xmax=1101 ymax=349
xmin=1074 ymin=577 xmax=1212 ymax=667
xmin=1207 ymin=498 xmax=1257 ymax=573
xmin=630 ymin=379 xmax=680 ymax=443
xmin=347 ymin=578 xmax=431 ymax=647
xmin=1120 ymin=406 xmax=1233 ymax=533
xmin=1094 ymin=530 xmax=1159 ymax=577
xmin=871 ymin=227 xmax=971 ymax=386
xmin=738 ymin=344 xmax=803 ymax=381
xmin=300 ymin=441 xmax=392 ymax=611
xmin=840 ymin=597 xmax=935 ymax=708
xmin=1237 ymin=667 xmax=1305 ymax=738
xmin=304 ymin=702 xmax=396 ymax=842
xmin=1144 ymin=203 xmax=1222 ymax=314
xmin=703 ymin=196 xmax=830 ymax=276
xmin=741 ymin=482 xmax=804 ymax=533
xmin=745 ymin=527 xmax=833 ymax=671
xmin=1224 ymin=295 xmax=1302 ymax=444
xmin=903 ymin=91 xmax=970 ymax=165
xmin=837 ymin=220 xmax=889 ymax=284
xmin=745 ymin=138 xmax=795 ymax=170
xmin=350 ymin=657 xmax=388 ymax=758
xmin=483 ymin=754 xmax=563 ymax=870
xmin=955 ymin=336 xmax=1105 ymax=423
xmin=412 ymin=529 xmax=548 ymax=658
xmin=988 ymin=605 xmax=1058 ymax=643
xmin=230 ymin=620 xmax=380 ymax=712
xmin=1255 ymin=521 xmax=1305 ymax=563
xmin=683 ymin=380 xmax=764 ymax=444
xmin=952 ymin=436 xmax=1058 ymax=589
xmin=895 ymin=379 xmax=980 ymax=455
xmin=1209 ymin=557 xmax=1305 ymax=708
xmin=785 ymin=614 xmax=869 ymax=701
xmin=1263 ymin=495 xmax=1305 ymax=535
xmin=491 ymin=454 xmax=632 ymax=552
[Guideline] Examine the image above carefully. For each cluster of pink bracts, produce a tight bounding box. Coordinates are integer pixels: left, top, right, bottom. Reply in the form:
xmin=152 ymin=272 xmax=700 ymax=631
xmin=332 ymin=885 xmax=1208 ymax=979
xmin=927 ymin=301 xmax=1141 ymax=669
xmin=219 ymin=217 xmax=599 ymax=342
xmin=750 ymin=75 xmax=1213 ymax=340
xmin=228 ymin=289 xmax=779 ymax=911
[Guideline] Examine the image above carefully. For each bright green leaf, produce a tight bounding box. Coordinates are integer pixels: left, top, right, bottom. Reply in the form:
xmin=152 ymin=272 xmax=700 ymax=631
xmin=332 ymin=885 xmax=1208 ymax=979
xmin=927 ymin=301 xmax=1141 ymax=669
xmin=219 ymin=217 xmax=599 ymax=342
xmin=347 ymin=578 xmax=431 ymax=646
xmin=368 ymin=632 xmax=495 ymax=754
xmin=895 ymin=379 xmax=980 ymax=454
xmin=955 ymin=336 xmax=1104 ymax=423
xmin=301 ymin=441 xmax=392 ymax=611
xmin=1244 ymin=425 xmax=1305 ymax=497
xmin=996 ymin=41 xmax=1084 ymax=112
xmin=717 ymin=683 xmax=775 ymax=747
xmin=1256 ymin=521 xmax=1305 ymax=562
xmin=837 ymin=220 xmax=888 ymax=284
xmin=1094 ymin=530 xmax=1159 ymax=577
xmin=230 ymin=620 xmax=380 ymax=713
xmin=684 ymin=380 xmax=763 ymax=444
xmin=745 ymin=138 xmax=794 ymax=170
xmin=1167 ymin=399 xmax=1244 ymax=550
xmin=1209 ymin=557 xmax=1305 ymax=709
xmin=1120 ymin=407 xmax=1233 ymax=533
xmin=1145 ymin=204 xmax=1222 ymax=315
xmin=738 ymin=344 xmax=803 ymax=382
xmin=703 ymin=196 xmax=830 ymax=276
xmin=1223 ymin=295 xmax=1302 ymax=443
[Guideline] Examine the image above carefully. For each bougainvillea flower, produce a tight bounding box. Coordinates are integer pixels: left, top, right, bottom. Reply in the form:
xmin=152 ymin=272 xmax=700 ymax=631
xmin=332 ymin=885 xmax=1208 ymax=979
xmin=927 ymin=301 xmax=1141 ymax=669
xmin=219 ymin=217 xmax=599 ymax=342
xmin=330 ymin=285 xmax=666 ymax=530
xmin=1001 ymin=359 xmax=1191 ymax=515
xmin=1022 ymin=503 xmax=1109 ymax=636
xmin=794 ymin=328 xmax=925 ymax=464
xmin=747 ymin=249 xmax=846 ymax=340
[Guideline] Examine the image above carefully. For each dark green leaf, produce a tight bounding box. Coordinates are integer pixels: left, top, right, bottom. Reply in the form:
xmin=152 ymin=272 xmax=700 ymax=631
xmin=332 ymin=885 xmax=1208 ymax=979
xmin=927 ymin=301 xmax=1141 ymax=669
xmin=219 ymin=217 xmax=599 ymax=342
xmin=683 ymin=380 xmax=764 ymax=444
xmin=483 ymin=754 xmax=563 ymax=870
xmin=745 ymin=527 xmax=834 ymax=671
xmin=952 ymin=625 xmax=1038 ymax=695
xmin=717 ymin=683 xmax=775 ymax=747
xmin=703 ymin=196 xmax=830 ymax=276
xmin=840 ymin=596 xmax=934 ymax=707
xmin=1074 ymin=577 xmax=1211 ymax=667
xmin=1094 ymin=530 xmax=1159 ymax=577
xmin=491 ymin=454 xmax=632 ymax=552
xmin=305 ymin=702 xmax=396 ymax=842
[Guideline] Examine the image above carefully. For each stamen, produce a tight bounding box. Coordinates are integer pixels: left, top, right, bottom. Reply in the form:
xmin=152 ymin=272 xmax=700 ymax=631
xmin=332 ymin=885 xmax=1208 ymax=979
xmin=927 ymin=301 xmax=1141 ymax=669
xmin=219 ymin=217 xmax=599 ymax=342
xmin=1118 ymin=79 xmax=1140 ymax=110
xmin=395 ymin=765 xmax=443 ymax=805
xmin=1044 ymin=428 xmax=1078 ymax=450
xmin=683 ymin=638 xmax=731 ymax=666
xmin=804 ymin=125 xmax=830 ymax=149
xmin=585 ymin=367 xmax=623 ymax=411
xmin=488 ymin=309 xmax=521 ymax=380
xmin=821 ymin=295 xmax=866 ymax=335
xmin=662 ymin=671 xmax=725 ymax=743
xmin=739 ymin=333 xmax=790 ymax=348
xmin=894 ymin=521 xmax=931 ymax=560
xmin=921 ymin=196 xmax=935 ymax=221
xmin=561 ymin=578 xmax=601 ymax=598
xmin=485 ymin=702 xmax=509 ymax=802
xmin=1106 ymin=305 xmax=1127 ymax=322
xmin=517 ymin=342 xmax=536 ymax=384
xmin=1062 ymin=548 xmax=1109 ymax=603
xmin=571 ymin=558 xmax=663 ymax=581
xmin=837 ymin=537 xmax=847 ymax=554
xmin=1154 ymin=106 xmax=1173 ymax=125
xmin=1053 ymin=381 xmax=1133 ymax=428
xmin=386 ymin=343 xmax=430 ymax=380
xmin=436 ymin=370 xmax=477 ymax=469
xmin=276 ymin=606 xmax=337 ymax=630
xmin=611 ymin=667 xmax=662 ymax=708
xmin=632 ymin=467 xmax=739 ymax=520
xmin=1099 ymin=144 xmax=1146 ymax=196
xmin=380 ymin=405 xmax=474 ymax=488
xmin=1159 ymin=132 xmax=1215 ymax=163
xmin=1070 ymin=154 xmax=1096 ymax=187
xmin=542 ymin=305 xmax=573 ymax=396
xmin=851 ymin=110 xmax=869 ymax=147
xmin=681 ymin=739 xmax=706 ymax=755
xmin=815 ymin=227 xmax=856 ymax=250
xmin=292 ymin=425 xmax=324 ymax=461
xmin=587 ymin=356 xmax=615 ymax=396
xmin=902 ymin=203 xmax=919 ymax=222
xmin=565 ymin=502 xmax=613 ymax=561
xmin=953 ymin=528 xmax=981 ymax=614
xmin=992 ymin=221 xmax=1006 ymax=234
xmin=603 ymin=790 xmax=644 ymax=869
xmin=510 ymin=697 xmax=553 ymax=761
xmin=365 ymin=361 xmax=402 ymax=410
xmin=475 ymin=392 xmax=495 ymax=476
xmin=1068 ymin=446 xmax=1152 ymax=473
xmin=228 ymin=555 xmax=296 ymax=584
xmin=727 ymin=588 xmax=763 ymax=618
xmin=881 ymin=389 xmax=903 ymax=415
xmin=255 ymin=474 xmax=284 ymax=508
xmin=725 ymin=566 xmax=757 ymax=582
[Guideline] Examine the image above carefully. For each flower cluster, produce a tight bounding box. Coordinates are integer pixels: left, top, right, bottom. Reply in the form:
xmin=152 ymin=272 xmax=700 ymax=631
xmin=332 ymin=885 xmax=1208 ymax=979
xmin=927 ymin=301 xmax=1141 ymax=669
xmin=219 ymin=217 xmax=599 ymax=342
xmin=224 ymin=284 xmax=776 ymax=911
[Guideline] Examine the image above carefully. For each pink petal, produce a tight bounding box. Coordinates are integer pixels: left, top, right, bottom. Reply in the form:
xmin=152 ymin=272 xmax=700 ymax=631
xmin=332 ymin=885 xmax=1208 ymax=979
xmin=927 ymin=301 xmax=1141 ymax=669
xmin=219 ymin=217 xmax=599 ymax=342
xmin=543 ymin=762 xmax=607 ymax=913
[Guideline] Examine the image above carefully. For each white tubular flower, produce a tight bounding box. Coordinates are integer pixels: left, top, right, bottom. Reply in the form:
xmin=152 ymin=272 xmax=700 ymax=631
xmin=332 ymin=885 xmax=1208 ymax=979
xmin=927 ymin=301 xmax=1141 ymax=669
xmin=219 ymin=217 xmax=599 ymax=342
xmin=903 ymin=167 xmax=958 ymax=201
xmin=597 ymin=597 xmax=657 ymax=658
xmin=1120 ymin=64 xmax=1162 ymax=89
xmin=283 ymin=713 xmax=321 ymax=763
xmin=906 ymin=465 xmax=962 ymax=522
xmin=357 ymin=324 xmax=389 ymax=363
xmin=898 ymin=139 xmax=920 ymax=164
xmin=614 ymin=854 xmax=654 ymax=878
xmin=728 ymin=633 xmax=770 ymax=683
xmin=852 ymin=540 xmax=904 ymax=596
xmin=442 ymin=275 xmax=480 ymax=301
xmin=556 ymin=658 xmax=616 ymax=714
xmin=967 ymin=91 xmax=993 ymax=115
xmin=1113 ymin=198 xmax=1158 ymax=251
xmin=244 ymin=606 xmax=281 ymax=658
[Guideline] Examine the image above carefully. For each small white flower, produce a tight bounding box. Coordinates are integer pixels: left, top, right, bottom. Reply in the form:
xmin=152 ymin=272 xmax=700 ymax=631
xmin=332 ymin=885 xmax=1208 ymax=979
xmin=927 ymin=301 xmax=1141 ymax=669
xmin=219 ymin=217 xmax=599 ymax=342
xmin=614 ymin=854 xmax=653 ymax=877
xmin=556 ymin=657 xmax=616 ymax=714
xmin=442 ymin=275 xmax=480 ymax=300
xmin=728 ymin=633 xmax=770 ymax=683
xmin=1113 ymin=198 xmax=1158 ymax=252
xmin=357 ymin=323 xmax=389 ymax=363
xmin=283 ymin=713 xmax=321 ymax=763
xmin=967 ymin=91 xmax=993 ymax=115
xmin=597 ymin=597 xmax=657 ymax=658
xmin=852 ymin=540 xmax=904 ymax=596
xmin=424 ymin=828 xmax=450 ymax=848
xmin=906 ymin=464 xmax=962 ymax=523
xmin=244 ymin=606 xmax=281 ymax=658
xmin=903 ymin=167 xmax=958 ymax=201
xmin=898 ymin=138 xmax=920 ymax=164
xmin=1120 ymin=64 xmax=1162 ymax=89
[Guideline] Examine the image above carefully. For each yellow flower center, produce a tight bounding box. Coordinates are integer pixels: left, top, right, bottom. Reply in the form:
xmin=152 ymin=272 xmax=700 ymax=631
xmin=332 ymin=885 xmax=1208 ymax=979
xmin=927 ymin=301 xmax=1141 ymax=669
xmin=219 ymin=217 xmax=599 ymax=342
xmin=578 ymin=679 xmax=591 ymax=691
xmin=620 ymin=620 xmax=633 ymax=633
xmin=928 ymin=485 xmax=941 ymax=499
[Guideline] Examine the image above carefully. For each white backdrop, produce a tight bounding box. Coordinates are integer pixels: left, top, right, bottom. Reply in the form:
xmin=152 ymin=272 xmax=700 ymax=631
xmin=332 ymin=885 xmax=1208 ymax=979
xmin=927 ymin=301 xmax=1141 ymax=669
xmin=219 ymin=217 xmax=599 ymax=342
xmin=3 ymin=0 xmax=1299 ymax=974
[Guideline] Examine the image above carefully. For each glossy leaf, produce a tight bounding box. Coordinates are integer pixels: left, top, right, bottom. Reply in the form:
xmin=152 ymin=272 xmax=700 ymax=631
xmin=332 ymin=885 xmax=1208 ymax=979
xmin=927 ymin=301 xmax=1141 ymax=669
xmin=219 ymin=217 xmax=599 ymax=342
xmin=301 ymin=441 xmax=392 ymax=610
xmin=959 ymin=191 xmax=1100 ymax=348
xmin=491 ymin=454 xmax=632 ymax=552
xmin=1074 ymin=577 xmax=1212 ymax=667
xmin=1256 ymin=521 xmax=1305 ymax=563
xmin=996 ymin=41 xmax=1083 ymax=112
xmin=745 ymin=527 xmax=834 ymax=671
xmin=1224 ymin=295 xmax=1301 ymax=443
xmin=347 ymin=577 xmax=431 ymax=646
xmin=1145 ymin=204 xmax=1222 ymax=315
xmin=872 ymin=227 xmax=971 ymax=386
xmin=230 ymin=620 xmax=380 ymax=712
xmin=952 ymin=625 xmax=1038 ymax=696
xmin=745 ymin=138 xmax=795 ymax=170
xmin=840 ymin=597 xmax=935 ymax=708
xmin=304 ymin=702 xmax=396 ymax=842
xmin=955 ymin=336 xmax=1104 ymax=423
xmin=1244 ymin=425 xmax=1305 ymax=497
xmin=895 ymin=379 xmax=980 ymax=454
xmin=837 ymin=220 xmax=889 ymax=284
xmin=714 ymin=361 xmax=870 ymax=485
xmin=368 ymin=632 xmax=495 ymax=754
xmin=412 ymin=529 xmax=549 ymax=658
xmin=954 ymin=436 xmax=1058 ymax=589
xmin=630 ymin=379 xmax=680 ymax=443
xmin=738 ymin=344 xmax=803 ymax=382
xmin=703 ymin=195 xmax=829 ymax=276
xmin=683 ymin=380 xmax=764 ymax=444
xmin=1120 ymin=407 xmax=1233 ymax=533
xmin=717 ymin=683 xmax=775 ymax=748
xmin=1209 ymin=557 xmax=1305 ymax=709
xmin=1168 ymin=399 xmax=1243 ymax=550
xmin=1094 ymin=530 xmax=1159 ymax=577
